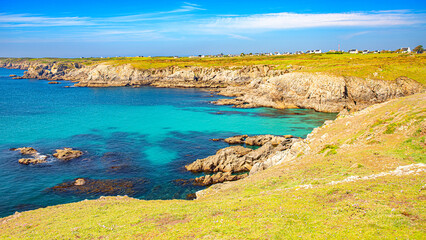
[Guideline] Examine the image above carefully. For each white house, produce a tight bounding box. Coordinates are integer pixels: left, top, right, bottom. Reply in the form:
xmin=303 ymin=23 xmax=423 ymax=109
xmin=348 ymin=49 xmax=358 ymax=54
xmin=401 ymin=47 xmax=411 ymax=53
xmin=314 ymin=50 xmax=322 ymax=54
xmin=362 ymin=50 xmax=369 ymax=54
xmin=306 ymin=50 xmax=314 ymax=54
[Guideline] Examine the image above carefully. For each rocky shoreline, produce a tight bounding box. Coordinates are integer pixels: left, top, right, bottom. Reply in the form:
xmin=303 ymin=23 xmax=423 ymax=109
xmin=2 ymin=59 xmax=423 ymax=113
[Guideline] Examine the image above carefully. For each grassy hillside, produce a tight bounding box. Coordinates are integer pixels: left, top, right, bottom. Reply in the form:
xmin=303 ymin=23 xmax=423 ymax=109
xmin=1 ymin=93 xmax=424 ymax=239
xmin=2 ymin=53 xmax=426 ymax=84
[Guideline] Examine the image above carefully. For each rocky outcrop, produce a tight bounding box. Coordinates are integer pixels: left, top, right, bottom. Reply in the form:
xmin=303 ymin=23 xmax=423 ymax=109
xmin=18 ymin=156 xmax=47 ymax=165
xmin=12 ymin=147 xmax=48 ymax=165
xmin=2 ymin=59 xmax=423 ymax=113
xmin=186 ymin=137 xmax=299 ymax=173
xmin=13 ymin=147 xmax=38 ymax=155
xmin=194 ymin=172 xmax=248 ymax=186
xmin=224 ymin=134 xmax=294 ymax=146
xmin=53 ymin=148 xmax=83 ymax=160
xmin=214 ymin=73 xmax=424 ymax=112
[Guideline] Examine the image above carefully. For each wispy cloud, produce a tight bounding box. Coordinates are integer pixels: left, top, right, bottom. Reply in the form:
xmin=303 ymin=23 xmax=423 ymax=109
xmin=201 ymin=10 xmax=425 ymax=32
xmin=0 ymin=13 xmax=92 ymax=27
xmin=0 ymin=2 xmax=204 ymax=28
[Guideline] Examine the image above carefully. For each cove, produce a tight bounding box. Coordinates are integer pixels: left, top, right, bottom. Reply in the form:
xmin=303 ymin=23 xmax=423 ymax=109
xmin=0 ymin=68 xmax=336 ymax=217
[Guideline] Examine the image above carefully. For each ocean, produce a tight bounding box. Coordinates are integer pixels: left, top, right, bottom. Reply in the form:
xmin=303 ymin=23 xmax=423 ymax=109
xmin=0 ymin=67 xmax=336 ymax=217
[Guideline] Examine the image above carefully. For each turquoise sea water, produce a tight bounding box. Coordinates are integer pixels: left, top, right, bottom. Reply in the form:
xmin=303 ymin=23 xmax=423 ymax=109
xmin=0 ymin=68 xmax=336 ymax=217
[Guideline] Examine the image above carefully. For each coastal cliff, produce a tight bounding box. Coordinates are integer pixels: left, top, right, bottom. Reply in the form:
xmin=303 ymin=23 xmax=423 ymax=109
xmin=1 ymin=59 xmax=423 ymax=112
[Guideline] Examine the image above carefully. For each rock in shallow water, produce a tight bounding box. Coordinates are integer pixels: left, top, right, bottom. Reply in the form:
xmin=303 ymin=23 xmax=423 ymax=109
xmin=18 ymin=156 xmax=47 ymax=165
xmin=14 ymin=147 xmax=38 ymax=155
xmin=53 ymin=148 xmax=83 ymax=160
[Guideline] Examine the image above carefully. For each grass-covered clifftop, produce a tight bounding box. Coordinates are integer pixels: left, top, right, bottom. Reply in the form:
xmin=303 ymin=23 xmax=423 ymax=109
xmin=2 ymin=53 xmax=426 ymax=85
xmin=1 ymin=93 xmax=424 ymax=239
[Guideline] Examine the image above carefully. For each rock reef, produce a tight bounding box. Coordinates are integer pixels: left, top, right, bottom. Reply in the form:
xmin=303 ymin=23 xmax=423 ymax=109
xmin=53 ymin=148 xmax=83 ymax=160
xmin=47 ymin=178 xmax=148 ymax=196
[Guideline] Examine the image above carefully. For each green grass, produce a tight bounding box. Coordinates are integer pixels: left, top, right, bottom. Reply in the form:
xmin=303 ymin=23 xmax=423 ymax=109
xmin=2 ymin=53 xmax=426 ymax=84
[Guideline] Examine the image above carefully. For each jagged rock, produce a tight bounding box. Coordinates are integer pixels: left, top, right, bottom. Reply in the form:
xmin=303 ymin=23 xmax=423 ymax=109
xmin=224 ymin=134 xmax=293 ymax=146
xmin=2 ymin=59 xmax=423 ymax=112
xmin=185 ymin=146 xmax=253 ymax=173
xmin=18 ymin=155 xmax=47 ymax=165
xmin=245 ymin=135 xmax=289 ymax=146
xmin=53 ymin=148 xmax=83 ymax=160
xmin=194 ymin=172 xmax=248 ymax=186
xmin=250 ymin=140 xmax=309 ymax=175
xmin=9 ymin=74 xmax=17 ymax=77
xmin=224 ymin=135 xmax=248 ymax=144
xmin=14 ymin=147 xmax=38 ymax=155
xmin=186 ymin=138 xmax=300 ymax=174
xmin=48 ymin=81 xmax=60 ymax=84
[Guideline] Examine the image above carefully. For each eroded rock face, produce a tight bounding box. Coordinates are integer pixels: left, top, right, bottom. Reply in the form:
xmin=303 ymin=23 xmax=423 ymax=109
xmin=185 ymin=137 xmax=300 ymax=173
xmin=185 ymin=146 xmax=253 ymax=173
xmin=3 ymin=59 xmax=423 ymax=113
xmin=53 ymin=148 xmax=83 ymax=160
xmin=223 ymin=134 xmax=294 ymax=146
xmin=194 ymin=172 xmax=248 ymax=186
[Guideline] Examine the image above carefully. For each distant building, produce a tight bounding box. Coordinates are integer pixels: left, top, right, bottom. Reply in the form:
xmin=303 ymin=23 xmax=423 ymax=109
xmin=348 ymin=49 xmax=358 ymax=54
xmin=306 ymin=50 xmax=314 ymax=54
xmin=372 ymin=50 xmax=379 ymax=54
xmin=401 ymin=47 xmax=411 ymax=53
xmin=314 ymin=50 xmax=322 ymax=54
xmin=295 ymin=51 xmax=303 ymax=55
xmin=362 ymin=50 xmax=369 ymax=54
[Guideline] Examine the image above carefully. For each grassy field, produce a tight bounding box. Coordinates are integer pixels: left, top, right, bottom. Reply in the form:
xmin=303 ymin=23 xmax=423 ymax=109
xmin=2 ymin=53 xmax=426 ymax=84
xmin=1 ymin=93 xmax=424 ymax=239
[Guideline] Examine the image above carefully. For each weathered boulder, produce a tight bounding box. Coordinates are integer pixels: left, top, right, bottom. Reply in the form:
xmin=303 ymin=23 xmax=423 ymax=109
xmin=194 ymin=172 xmax=248 ymax=186
xmin=245 ymin=135 xmax=289 ymax=146
xmin=185 ymin=138 xmax=300 ymax=174
xmin=224 ymin=135 xmax=248 ymax=144
xmin=53 ymin=148 xmax=83 ymax=160
xmin=185 ymin=146 xmax=253 ymax=173
xmin=18 ymin=156 xmax=47 ymax=165
xmin=74 ymin=178 xmax=86 ymax=186
xmin=14 ymin=147 xmax=38 ymax=155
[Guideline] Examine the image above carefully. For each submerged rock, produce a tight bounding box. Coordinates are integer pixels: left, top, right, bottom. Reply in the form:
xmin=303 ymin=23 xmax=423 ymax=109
xmin=47 ymin=178 xmax=148 ymax=196
xmin=53 ymin=148 xmax=83 ymax=160
xmin=48 ymin=81 xmax=60 ymax=84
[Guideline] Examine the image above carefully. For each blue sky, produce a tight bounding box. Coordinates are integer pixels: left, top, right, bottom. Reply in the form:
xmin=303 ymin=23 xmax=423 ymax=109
xmin=1 ymin=0 xmax=425 ymax=57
